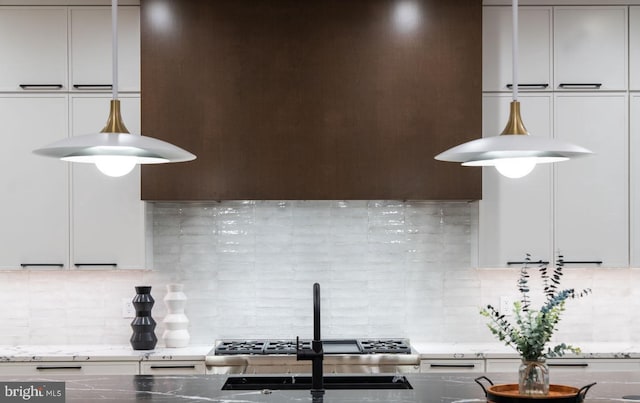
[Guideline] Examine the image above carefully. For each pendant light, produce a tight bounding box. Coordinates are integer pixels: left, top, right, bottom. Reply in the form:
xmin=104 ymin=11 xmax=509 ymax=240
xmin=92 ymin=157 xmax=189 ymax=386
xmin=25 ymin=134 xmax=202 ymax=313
xmin=34 ymin=0 xmax=195 ymax=177
xmin=434 ymin=0 xmax=591 ymax=179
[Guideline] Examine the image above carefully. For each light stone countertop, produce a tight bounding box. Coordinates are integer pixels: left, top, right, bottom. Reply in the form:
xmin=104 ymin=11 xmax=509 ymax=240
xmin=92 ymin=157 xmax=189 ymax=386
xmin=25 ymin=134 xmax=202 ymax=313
xmin=0 ymin=344 xmax=214 ymax=362
xmin=2 ymin=342 xmax=640 ymax=364
xmin=410 ymin=342 xmax=640 ymax=359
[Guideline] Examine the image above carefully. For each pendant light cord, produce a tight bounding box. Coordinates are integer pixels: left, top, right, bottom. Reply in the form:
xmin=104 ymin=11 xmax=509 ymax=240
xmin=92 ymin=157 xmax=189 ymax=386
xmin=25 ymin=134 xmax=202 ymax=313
xmin=112 ymin=0 xmax=119 ymax=101
xmin=512 ymin=0 xmax=518 ymax=102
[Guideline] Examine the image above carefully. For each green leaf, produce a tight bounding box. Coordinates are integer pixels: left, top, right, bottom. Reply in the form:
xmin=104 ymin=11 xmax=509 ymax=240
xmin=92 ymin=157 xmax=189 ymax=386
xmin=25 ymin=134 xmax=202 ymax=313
xmin=480 ymin=253 xmax=590 ymax=360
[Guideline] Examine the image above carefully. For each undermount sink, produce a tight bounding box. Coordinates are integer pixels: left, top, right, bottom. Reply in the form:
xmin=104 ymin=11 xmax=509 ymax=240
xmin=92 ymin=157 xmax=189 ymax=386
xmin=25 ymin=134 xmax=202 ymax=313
xmin=221 ymin=375 xmax=413 ymax=390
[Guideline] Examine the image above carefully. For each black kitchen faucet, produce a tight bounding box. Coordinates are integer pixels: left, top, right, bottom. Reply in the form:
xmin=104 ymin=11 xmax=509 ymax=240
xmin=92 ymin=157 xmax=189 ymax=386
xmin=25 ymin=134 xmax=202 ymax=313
xmin=296 ymin=282 xmax=325 ymax=398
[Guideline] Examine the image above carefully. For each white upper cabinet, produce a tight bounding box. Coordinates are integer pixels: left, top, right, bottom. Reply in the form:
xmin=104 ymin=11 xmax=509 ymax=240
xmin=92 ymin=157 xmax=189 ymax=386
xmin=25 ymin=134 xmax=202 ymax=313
xmin=554 ymin=7 xmax=627 ymax=91
xmin=0 ymin=95 xmax=69 ymax=269
xmin=630 ymin=7 xmax=640 ymax=91
xmin=70 ymin=7 xmax=140 ymax=92
xmin=554 ymin=93 xmax=628 ymax=268
xmin=481 ymin=5 xmax=633 ymax=269
xmin=70 ymin=95 xmax=145 ymax=269
xmin=0 ymin=6 xmax=145 ymax=271
xmin=483 ymin=7 xmax=552 ymax=92
xmin=630 ymin=95 xmax=640 ymax=266
xmin=0 ymin=8 xmax=68 ymax=92
xmin=0 ymin=6 xmax=140 ymax=93
xmin=479 ymin=94 xmax=553 ymax=267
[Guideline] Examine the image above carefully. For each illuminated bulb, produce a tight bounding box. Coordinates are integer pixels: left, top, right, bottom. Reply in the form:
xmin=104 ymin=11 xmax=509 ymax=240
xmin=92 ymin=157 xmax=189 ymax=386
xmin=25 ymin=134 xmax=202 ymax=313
xmin=494 ymin=158 xmax=537 ymax=179
xmin=94 ymin=156 xmax=137 ymax=177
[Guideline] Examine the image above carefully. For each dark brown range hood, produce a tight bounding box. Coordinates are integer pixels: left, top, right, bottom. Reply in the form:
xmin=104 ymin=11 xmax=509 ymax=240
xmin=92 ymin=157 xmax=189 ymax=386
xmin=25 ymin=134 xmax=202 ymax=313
xmin=140 ymin=0 xmax=482 ymax=201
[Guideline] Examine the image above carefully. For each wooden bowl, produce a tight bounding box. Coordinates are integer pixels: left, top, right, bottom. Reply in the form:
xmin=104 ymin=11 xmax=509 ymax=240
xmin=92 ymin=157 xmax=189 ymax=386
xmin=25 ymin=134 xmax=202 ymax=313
xmin=475 ymin=376 xmax=596 ymax=403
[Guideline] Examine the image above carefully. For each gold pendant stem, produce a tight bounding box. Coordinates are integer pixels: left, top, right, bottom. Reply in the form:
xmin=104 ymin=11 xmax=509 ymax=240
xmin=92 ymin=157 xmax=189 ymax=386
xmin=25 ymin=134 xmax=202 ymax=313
xmin=500 ymin=101 xmax=529 ymax=135
xmin=100 ymin=99 xmax=130 ymax=134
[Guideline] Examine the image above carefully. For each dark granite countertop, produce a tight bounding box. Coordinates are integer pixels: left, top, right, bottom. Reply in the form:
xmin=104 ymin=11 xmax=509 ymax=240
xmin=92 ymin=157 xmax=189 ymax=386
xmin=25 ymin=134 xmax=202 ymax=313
xmin=0 ymin=372 xmax=639 ymax=402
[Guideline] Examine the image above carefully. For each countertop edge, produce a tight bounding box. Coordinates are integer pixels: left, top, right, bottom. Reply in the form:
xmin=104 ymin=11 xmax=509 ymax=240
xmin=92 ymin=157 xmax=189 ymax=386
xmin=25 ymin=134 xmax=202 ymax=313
xmin=0 ymin=345 xmax=213 ymax=362
xmin=411 ymin=342 xmax=640 ymax=359
xmin=3 ymin=343 xmax=640 ymax=363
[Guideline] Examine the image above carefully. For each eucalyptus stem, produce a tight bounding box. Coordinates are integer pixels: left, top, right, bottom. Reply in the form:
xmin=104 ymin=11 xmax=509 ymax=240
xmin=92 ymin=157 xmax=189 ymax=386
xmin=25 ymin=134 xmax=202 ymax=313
xmin=480 ymin=255 xmax=591 ymax=360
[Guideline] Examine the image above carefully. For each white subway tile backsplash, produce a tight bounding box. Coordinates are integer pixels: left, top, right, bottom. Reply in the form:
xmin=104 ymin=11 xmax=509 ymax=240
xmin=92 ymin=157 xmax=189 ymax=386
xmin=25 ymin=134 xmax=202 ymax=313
xmin=0 ymin=200 xmax=638 ymax=346
xmin=143 ymin=201 xmax=477 ymax=342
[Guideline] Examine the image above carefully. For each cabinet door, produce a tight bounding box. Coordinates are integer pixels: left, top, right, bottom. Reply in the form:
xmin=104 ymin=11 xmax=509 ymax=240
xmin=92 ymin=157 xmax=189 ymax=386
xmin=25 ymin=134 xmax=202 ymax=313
xmin=0 ymin=7 xmax=68 ymax=92
xmin=554 ymin=94 xmax=628 ymax=267
xmin=630 ymin=8 xmax=640 ymax=91
xmin=488 ymin=358 xmax=640 ymax=373
xmin=554 ymin=7 xmax=627 ymax=91
xmin=0 ymin=362 xmax=139 ymax=375
xmin=631 ymin=95 xmax=640 ymax=266
xmin=483 ymin=6 xmax=552 ymax=92
xmin=0 ymin=96 xmax=69 ymax=270
xmin=70 ymin=7 xmax=140 ymax=92
xmin=140 ymin=361 xmax=206 ymax=375
xmin=420 ymin=359 xmax=484 ymax=373
xmin=479 ymin=94 xmax=553 ymax=267
xmin=548 ymin=359 xmax=640 ymax=372
xmin=70 ymin=95 xmax=146 ymax=269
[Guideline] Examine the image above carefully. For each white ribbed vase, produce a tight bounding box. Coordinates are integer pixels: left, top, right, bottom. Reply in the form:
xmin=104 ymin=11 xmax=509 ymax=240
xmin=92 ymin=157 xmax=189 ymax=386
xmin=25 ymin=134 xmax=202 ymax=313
xmin=162 ymin=284 xmax=190 ymax=348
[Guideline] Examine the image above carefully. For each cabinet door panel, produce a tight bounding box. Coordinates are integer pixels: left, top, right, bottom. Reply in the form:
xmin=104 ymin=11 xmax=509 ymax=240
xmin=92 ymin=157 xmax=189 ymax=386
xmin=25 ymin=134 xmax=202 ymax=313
xmin=555 ymin=94 xmax=628 ymax=267
xmin=483 ymin=6 xmax=551 ymax=92
xmin=630 ymin=7 xmax=640 ymax=91
xmin=70 ymin=7 xmax=140 ymax=92
xmin=479 ymin=94 xmax=553 ymax=267
xmin=140 ymin=361 xmax=206 ymax=375
xmin=0 ymin=96 xmax=69 ymax=269
xmin=548 ymin=359 xmax=640 ymax=372
xmin=554 ymin=7 xmax=627 ymax=91
xmin=631 ymin=95 xmax=640 ymax=266
xmin=0 ymin=362 xmax=139 ymax=375
xmin=70 ymin=95 xmax=145 ymax=269
xmin=0 ymin=8 xmax=68 ymax=91
xmin=420 ymin=360 xmax=484 ymax=373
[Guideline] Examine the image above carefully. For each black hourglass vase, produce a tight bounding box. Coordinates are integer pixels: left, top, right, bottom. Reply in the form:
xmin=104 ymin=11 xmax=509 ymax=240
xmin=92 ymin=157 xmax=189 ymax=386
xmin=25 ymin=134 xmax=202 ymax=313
xmin=130 ymin=286 xmax=158 ymax=350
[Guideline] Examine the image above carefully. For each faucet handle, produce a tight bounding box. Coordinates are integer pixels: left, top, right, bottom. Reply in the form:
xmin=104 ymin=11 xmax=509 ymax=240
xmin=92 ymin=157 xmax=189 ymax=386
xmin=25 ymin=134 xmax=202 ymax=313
xmin=296 ymin=336 xmax=310 ymax=350
xmin=296 ymin=336 xmax=313 ymax=361
xmin=296 ymin=336 xmax=303 ymax=360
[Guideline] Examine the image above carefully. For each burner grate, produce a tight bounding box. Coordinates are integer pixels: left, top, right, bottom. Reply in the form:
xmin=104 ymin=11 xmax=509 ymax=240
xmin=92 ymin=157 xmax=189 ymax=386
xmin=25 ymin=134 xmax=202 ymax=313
xmin=359 ymin=339 xmax=412 ymax=354
xmin=214 ymin=338 xmax=411 ymax=355
xmin=263 ymin=340 xmax=300 ymax=354
xmin=215 ymin=340 xmax=267 ymax=355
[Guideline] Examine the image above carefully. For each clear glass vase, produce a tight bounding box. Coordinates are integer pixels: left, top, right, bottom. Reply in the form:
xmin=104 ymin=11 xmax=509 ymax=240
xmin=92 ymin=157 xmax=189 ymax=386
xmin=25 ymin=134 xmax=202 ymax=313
xmin=518 ymin=359 xmax=549 ymax=396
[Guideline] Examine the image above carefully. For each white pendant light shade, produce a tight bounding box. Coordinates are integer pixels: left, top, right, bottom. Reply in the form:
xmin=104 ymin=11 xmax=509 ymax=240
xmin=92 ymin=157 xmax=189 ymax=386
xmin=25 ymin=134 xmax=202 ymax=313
xmin=436 ymin=134 xmax=589 ymax=165
xmin=32 ymin=0 xmax=195 ymax=177
xmin=34 ymin=132 xmax=194 ymax=169
xmin=434 ymin=101 xmax=591 ymax=175
xmin=39 ymin=133 xmax=186 ymax=163
xmin=33 ymin=100 xmax=195 ymax=177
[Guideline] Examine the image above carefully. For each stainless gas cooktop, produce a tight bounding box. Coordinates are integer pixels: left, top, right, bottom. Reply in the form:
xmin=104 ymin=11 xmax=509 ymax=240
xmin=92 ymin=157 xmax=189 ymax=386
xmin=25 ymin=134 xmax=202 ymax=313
xmin=214 ymin=339 xmax=412 ymax=355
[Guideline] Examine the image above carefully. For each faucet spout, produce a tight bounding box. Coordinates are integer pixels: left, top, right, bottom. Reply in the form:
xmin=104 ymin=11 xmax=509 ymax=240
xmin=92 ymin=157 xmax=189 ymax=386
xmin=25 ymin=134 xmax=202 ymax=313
xmin=296 ymin=282 xmax=324 ymax=397
xmin=313 ymin=282 xmax=321 ymax=341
